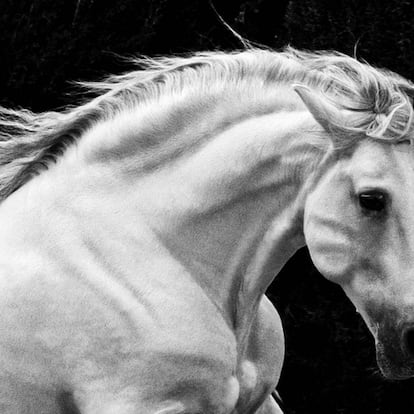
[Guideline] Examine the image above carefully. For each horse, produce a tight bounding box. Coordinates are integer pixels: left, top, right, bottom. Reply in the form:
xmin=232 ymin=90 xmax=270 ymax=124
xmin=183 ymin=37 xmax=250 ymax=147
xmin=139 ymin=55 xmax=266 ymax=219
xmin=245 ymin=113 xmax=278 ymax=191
xmin=0 ymin=46 xmax=414 ymax=414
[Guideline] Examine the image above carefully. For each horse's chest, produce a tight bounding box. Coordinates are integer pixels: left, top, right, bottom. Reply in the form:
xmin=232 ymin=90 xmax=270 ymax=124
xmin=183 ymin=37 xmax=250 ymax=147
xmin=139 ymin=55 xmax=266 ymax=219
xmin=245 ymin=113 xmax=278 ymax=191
xmin=138 ymin=299 xmax=283 ymax=414
xmin=142 ymin=296 xmax=284 ymax=414
xmin=233 ymin=297 xmax=285 ymax=412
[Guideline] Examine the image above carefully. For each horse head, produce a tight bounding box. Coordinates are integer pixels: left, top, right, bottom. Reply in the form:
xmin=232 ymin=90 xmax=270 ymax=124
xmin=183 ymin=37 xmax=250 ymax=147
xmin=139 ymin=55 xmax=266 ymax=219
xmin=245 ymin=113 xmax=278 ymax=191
xmin=296 ymin=83 xmax=414 ymax=379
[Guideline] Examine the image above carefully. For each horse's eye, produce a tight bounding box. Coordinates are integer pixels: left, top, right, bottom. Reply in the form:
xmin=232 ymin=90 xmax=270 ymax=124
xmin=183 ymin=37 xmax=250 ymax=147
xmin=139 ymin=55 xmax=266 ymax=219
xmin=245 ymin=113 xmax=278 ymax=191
xmin=358 ymin=191 xmax=387 ymax=213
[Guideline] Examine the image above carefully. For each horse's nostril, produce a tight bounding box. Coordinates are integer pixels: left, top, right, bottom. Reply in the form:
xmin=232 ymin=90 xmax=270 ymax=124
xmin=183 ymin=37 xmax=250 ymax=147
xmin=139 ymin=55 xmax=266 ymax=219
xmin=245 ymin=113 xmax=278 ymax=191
xmin=403 ymin=328 xmax=414 ymax=357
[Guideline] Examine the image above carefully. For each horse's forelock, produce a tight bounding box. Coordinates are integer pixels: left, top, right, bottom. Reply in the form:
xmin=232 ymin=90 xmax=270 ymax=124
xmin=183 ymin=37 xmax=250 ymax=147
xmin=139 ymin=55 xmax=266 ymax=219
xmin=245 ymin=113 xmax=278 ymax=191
xmin=302 ymin=54 xmax=414 ymax=146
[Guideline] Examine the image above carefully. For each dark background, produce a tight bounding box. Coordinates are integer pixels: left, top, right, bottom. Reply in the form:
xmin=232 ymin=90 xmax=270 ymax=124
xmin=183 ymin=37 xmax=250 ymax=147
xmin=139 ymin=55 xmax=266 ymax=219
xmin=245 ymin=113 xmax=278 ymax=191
xmin=1 ymin=1 xmax=414 ymax=413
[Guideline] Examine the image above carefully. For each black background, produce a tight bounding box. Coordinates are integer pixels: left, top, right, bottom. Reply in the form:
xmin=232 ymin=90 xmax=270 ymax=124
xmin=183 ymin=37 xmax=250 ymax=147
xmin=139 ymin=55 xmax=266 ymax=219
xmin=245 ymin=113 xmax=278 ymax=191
xmin=2 ymin=1 xmax=414 ymax=412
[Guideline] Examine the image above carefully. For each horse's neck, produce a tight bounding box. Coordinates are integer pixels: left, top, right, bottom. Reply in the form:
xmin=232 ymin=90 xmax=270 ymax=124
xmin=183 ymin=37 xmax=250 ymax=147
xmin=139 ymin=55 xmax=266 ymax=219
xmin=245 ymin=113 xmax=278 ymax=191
xmin=0 ymin=88 xmax=325 ymax=336
xmin=126 ymin=98 xmax=325 ymax=332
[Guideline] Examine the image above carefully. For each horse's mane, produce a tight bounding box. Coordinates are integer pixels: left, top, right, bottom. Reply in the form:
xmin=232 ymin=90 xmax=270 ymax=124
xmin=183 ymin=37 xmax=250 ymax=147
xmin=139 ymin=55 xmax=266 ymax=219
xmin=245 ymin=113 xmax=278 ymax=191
xmin=0 ymin=46 xmax=413 ymax=200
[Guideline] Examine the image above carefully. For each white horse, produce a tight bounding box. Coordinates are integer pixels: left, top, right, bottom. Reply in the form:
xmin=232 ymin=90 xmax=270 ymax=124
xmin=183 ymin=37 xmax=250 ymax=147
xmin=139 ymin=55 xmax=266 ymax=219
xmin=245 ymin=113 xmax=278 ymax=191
xmin=0 ymin=47 xmax=413 ymax=414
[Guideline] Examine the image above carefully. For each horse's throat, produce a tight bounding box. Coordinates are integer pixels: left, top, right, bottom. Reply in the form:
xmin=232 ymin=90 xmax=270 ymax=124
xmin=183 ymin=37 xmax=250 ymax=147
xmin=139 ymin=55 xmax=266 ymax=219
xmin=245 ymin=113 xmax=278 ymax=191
xmin=226 ymin=205 xmax=304 ymax=334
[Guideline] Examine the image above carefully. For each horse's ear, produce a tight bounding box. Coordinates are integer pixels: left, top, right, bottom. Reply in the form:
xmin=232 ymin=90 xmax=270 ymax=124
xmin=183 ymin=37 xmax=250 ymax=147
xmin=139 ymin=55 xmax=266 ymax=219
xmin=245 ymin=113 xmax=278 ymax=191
xmin=293 ymin=84 xmax=343 ymax=134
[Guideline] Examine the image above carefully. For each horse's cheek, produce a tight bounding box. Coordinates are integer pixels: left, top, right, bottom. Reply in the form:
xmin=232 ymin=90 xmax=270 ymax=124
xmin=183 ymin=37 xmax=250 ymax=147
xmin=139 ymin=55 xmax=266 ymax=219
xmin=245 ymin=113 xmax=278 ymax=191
xmin=309 ymin=240 xmax=353 ymax=283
